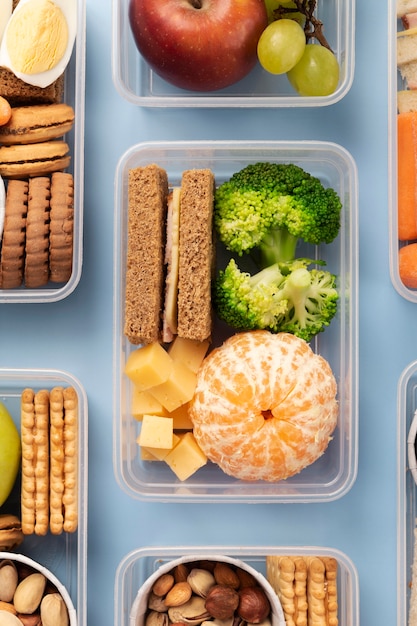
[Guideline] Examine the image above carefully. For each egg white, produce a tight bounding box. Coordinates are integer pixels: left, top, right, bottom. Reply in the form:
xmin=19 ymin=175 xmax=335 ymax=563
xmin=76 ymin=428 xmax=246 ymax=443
xmin=0 ymin=0 xmax=12 ymax=44
xmin=0 ymin=0 xmax=77 ymax=88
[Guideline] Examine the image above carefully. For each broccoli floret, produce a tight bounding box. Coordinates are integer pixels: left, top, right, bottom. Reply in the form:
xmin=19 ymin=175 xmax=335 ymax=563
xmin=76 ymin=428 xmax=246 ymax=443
xmin=214 ymin=258 xmax=289 ymax=332
xmin=277 ymin=260 xmax=339 ymax=342
xmin=214 ymin=258 xmax=338 ymax=342
xmin=214 ymin=162 xmax=342 ymax=266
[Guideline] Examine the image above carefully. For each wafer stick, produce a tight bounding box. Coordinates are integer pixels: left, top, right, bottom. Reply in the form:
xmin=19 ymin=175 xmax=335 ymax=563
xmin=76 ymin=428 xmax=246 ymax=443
xmin=306 ymin=557 xmax=327 ymax=626
xmin=49 ymin=386 xmax=65 ymax=535
xmin=20 ymin=388 xmax=36 ymax=534
xmin=63 ymin=386 xmax=78 ymax=532
xmin=322 ymin=558 xmax=338 ymax=626
xmin=294 ymin=557 xmax=308 ymax=626
xmin=33 ymin=389 xmax=50 ymax=535
xmin=266 ymin=555 xmax=337 ymax=626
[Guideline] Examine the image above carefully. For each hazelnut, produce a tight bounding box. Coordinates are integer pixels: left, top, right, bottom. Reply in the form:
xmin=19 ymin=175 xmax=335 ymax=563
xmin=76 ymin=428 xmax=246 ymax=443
xmin=213 ymin=564 xmax=240 ymax=590
xmin=237 ymin=587 xmax=270 ymax=624
xmin=205 ymin=585 xmax=240 ymax=620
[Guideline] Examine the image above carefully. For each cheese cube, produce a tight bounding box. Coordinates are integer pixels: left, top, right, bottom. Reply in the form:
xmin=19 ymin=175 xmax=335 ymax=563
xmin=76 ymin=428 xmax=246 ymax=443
xmin=168 ymin=337 xmax=210 ymax=373
xmin=131 ymin=388 xmax=167 ymax=420
xmin=140 ymin=447 xmax=159 ymax=461
xmin=137 ymin=415 xmax=174 ymax=449
xmin=164 ymin=432 xmax=207 ymax=481
xmin=125 ymin=343 xmax=173 ymax=390
xmin=149 ymin=361 xmax=197 ymax=412
xmin=169 ymin=402 xmax=194 ymax=430
xmin=142 ymin=433 xmax=180 ymax=461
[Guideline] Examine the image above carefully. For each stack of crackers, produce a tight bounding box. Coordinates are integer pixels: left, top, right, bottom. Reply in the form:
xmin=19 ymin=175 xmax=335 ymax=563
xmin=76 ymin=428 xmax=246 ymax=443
xmin=20 ymin=386 xmax=78 ymax=536
xmin=0 ymin=172 xmax=74 ymax=288
xmin=266 ymin=555 xmax=338 ymax=626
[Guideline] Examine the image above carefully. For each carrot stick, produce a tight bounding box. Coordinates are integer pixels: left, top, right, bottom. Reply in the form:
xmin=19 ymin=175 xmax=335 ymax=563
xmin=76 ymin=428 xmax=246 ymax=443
xmin=0 ymin=96 xmax=11 ymax=126
xmin=399 ymin=242 xmax=417 ymax=287
xmin=398 ymin=111 xmax=417 ymax=241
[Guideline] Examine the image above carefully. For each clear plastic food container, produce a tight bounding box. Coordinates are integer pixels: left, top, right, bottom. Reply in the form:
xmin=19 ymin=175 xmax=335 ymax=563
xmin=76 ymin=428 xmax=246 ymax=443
xmin=397 ymin=361 xmax=417 ymax=625
xmin=0 ymin=368 xmax=88 ymax=626
xmin=114 ymin=546 xmax=359 ymax=626
xmin=388 ymin=1 xmax=417 ymax=302
xmin=0 ymin=552 xmax=77 ymax=626
xmin=111 ymin=0 xmax=355 ymax=108
xmin=0 ymin=0 xmax=86 ymax=303
xmin=113 ymin=140 xmax=359 ymax=503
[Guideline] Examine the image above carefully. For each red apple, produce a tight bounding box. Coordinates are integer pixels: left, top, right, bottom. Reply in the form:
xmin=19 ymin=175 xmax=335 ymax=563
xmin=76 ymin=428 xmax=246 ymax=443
xmin=128 ymin=0 xmax=268 ymax=92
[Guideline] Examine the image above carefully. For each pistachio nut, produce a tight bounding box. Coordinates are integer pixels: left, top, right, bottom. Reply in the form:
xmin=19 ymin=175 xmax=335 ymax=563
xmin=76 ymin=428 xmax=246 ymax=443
xmin=168 ymin=595 xmax=210 ymax=625
xmin=40 ymin=593 xmax=69 ymax=626
xmin=16 ymin=614 xmax=42 ymax=626
xmin=145 ymin=610 xmax=169 ymax=626
xmin=13 ymin=574 xmax=46 ymax=615
xmin=187 ymin=569 xmax=215 ymax=598
xmin=0 ymin=609 xmax=24 ymax=625
xmin=0 ymin=562 xmax=18 ymax=603
xmin=147 ymin=592 xmax=168 ymax=612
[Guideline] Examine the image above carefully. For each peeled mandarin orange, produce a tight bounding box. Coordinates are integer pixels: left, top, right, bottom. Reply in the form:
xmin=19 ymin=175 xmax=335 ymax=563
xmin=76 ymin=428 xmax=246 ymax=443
xmin=189 ymin=330 xmax=338 ymax=482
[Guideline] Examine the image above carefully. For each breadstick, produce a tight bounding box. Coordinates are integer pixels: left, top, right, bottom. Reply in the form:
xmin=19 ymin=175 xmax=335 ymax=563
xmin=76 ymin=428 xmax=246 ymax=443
xmin=62 ymin=386 xmax=78 ymax=532
xmin=20 ymin=388 xmax=36 ymax=534
xmin=49 ymin=387 xmax=65 ymax=534
xmin=33 ymin=389 xmax=50 ymax=536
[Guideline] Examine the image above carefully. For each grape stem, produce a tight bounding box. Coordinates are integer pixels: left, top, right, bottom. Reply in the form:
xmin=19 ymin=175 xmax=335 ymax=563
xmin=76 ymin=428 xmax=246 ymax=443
xmin=273 ymin=0 xmax=333 ymax=52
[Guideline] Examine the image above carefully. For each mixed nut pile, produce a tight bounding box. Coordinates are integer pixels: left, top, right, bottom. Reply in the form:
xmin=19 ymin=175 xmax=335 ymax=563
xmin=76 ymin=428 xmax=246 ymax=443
xmin=0 ymin=558 xmax=69 ymax=626
xmin=145 ymin=560 xmax=272 ymax=626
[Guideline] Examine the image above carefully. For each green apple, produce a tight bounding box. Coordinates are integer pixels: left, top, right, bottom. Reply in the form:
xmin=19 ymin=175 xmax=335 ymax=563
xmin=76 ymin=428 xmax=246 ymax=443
xmin=0 ymin=402 xmax=21 ymax=507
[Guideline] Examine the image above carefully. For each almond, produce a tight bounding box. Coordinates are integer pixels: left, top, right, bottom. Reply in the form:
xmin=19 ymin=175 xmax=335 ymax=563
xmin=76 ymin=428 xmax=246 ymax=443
xmin=164 ymin=582 xmax=192 ymax=607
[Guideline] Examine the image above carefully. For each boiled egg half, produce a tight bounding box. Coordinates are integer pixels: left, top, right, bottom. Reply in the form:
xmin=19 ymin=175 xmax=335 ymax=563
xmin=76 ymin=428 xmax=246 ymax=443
xmin=0 ymin=0 xmax=12 ymax=44
xmin=0 ymin=0 xmax=77 ymax=88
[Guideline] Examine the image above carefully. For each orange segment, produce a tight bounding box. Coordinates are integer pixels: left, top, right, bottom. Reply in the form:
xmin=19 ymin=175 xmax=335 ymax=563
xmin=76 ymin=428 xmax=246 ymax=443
xmin=189 ymin=331 xmax=338 ymax=482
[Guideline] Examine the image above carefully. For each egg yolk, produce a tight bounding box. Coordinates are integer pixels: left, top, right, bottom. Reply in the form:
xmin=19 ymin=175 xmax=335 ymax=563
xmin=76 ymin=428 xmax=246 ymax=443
xmin=6 ymin=0 xmax=68 ymax=74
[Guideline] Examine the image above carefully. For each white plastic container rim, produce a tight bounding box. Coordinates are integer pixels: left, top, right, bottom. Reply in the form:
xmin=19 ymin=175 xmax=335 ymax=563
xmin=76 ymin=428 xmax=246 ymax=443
xmin=0 ymin=551 xmax=77 ymax=626
xmin=129 ymin=554 xmax=286 ymax=626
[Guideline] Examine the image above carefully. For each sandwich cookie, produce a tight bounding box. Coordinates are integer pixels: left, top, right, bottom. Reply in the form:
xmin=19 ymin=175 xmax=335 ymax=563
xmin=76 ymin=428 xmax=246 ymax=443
xmin=0 ymin=140 xmax=70 ymax=178
xmin=49 ymin=171 xmax=74 ymax=283
xmin=0 ymin=103 xmax=74 ymax=144
xmin=0 ymin=178 xmax=28 ymax=288
xmin=24 ymin=176 xmax=51 ymax=288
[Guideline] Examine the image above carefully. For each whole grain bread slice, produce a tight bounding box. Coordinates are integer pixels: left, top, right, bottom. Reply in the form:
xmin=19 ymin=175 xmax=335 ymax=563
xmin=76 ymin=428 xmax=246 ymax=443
xmin=124 ymin=164 xmax=168 ymax=345
xmin=177 ymin=168 xmax=214 ymax=342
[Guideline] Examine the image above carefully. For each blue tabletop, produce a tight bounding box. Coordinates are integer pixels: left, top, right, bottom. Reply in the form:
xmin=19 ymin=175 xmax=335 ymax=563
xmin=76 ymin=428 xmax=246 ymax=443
xmin=0 ymin=1 xmax=406 ymax=624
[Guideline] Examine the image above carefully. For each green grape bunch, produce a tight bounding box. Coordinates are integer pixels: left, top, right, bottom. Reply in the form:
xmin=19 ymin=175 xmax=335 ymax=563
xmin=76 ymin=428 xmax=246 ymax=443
xmin=258 ymin=0 xmax=340 ymax=97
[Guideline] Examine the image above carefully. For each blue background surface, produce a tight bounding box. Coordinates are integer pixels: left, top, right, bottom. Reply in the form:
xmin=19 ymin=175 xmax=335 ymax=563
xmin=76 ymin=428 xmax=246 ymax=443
xmin=0 ymin=0 xmax=407 ymax=624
